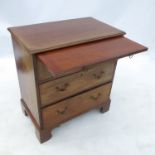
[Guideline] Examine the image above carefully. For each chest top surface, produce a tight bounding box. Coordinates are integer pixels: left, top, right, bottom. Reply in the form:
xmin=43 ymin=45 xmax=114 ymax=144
xmin=8 ymin=17 xmax=125 ymax=54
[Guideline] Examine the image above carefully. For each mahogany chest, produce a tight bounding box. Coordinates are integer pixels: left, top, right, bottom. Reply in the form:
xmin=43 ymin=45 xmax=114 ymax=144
xmin=8 ymin=17 xmax=148 ymax=143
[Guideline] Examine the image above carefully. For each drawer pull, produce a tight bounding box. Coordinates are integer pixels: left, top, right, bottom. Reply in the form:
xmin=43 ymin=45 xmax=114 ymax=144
xmin=56 ymin=106 xmax=68 ymax=115
xmin=90 ymin=93 xmax=101 ymax=100
xmin=93 ymin=71 xmax=105 ymax=79
xmin=56 ymin=83 xmax=69 ymax=91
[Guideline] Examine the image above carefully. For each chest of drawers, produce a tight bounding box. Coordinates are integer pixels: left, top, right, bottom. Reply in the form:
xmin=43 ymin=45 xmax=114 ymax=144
xmin=8 ymin=17 xmax=147 ymax=143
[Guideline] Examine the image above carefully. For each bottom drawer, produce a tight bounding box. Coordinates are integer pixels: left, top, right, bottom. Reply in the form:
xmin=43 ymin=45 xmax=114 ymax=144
xmin=42 ymin=82 xmax=112 ymax=128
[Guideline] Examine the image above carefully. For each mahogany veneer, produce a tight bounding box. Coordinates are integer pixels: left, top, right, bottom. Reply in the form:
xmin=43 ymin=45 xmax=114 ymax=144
xmin=8 ymin=17 xmax=148 ymax=143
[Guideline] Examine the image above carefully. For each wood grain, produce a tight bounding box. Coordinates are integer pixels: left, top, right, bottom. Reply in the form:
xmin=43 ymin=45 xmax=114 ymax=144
xmin=8 ymin=17 xmax=148 ymax=143
xmin=42 ymin=82 xmax=112 ymax=129
xmin=11 ymin=36 xmax=41 ymax=126
xmin=8 ymin=17 xmax=125 ymax=53
xmin=38 ymin=37 xmax=148 ymax=77
xmin=39 ymin=60 xmax=116 ymax=107
xmin=37 ymin=59 xmax=53 ymax=82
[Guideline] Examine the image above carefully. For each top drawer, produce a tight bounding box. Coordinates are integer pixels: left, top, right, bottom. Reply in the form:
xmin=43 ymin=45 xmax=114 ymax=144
xmin=37 ymin=37 xmax=147 ymax=79
xmin=39 ymin=60 xmax=116 ymax=107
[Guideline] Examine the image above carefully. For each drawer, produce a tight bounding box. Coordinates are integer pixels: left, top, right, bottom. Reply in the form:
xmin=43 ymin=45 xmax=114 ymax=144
xmin=40 ymin=60 xmax=116 ymax=107
xmin=37 ymin=58 xmax=92 ymax=82
xmin=42 ymin=82 xmax=112 ymax=129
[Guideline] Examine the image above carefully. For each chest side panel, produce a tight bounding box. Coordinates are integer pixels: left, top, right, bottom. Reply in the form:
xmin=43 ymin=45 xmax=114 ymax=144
xmin=12 ymin=36 xmax=41 ymax=127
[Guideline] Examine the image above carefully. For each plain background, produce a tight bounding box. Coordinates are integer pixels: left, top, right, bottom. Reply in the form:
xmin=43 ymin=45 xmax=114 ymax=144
xmin=0 ymin=0 xmax=155 ymax=155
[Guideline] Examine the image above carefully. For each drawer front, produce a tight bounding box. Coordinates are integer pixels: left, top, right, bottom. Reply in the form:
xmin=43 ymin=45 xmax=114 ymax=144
xmin=40 ymin=60 xmax=116 ymax=107
xmin=42 ymin=82 xmax=112 ymax=129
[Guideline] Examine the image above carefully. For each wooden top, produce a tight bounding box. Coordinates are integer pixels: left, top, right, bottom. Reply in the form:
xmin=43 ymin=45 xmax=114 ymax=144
xmin=38 ymin=36 xmax=148 ymax=77
xmin=8 ymin=17 xmax=125 ymax=54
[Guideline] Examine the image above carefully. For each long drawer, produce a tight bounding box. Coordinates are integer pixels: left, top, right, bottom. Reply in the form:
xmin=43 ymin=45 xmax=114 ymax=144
xmin=42 ymin=82 xmax=112 ymax=129
xmin=40 ymin=60 xmax=116 ymax=107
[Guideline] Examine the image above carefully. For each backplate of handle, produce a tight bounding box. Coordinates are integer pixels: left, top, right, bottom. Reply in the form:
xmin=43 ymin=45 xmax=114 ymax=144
xmin=56 ymin=106 xmax=68 ymax=115
xmin=90 ymin=92 xmax=101 ymax=100
xmin=92 ymin=71 xmax=105 ymax=79
xmin=56 ymin=83 xmax=69 ymax=91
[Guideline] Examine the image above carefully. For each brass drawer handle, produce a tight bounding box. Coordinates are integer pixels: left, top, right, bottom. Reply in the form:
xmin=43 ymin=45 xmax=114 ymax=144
xmin=93 ymin=71 xmax=105 ymax=79
xmin=56 ymin=83 xmax=69 ymax=91
xmin=90 ymin=93 xmax=101 ymax=100
xmin=56 ymin=106 xmax=68 ymax=115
